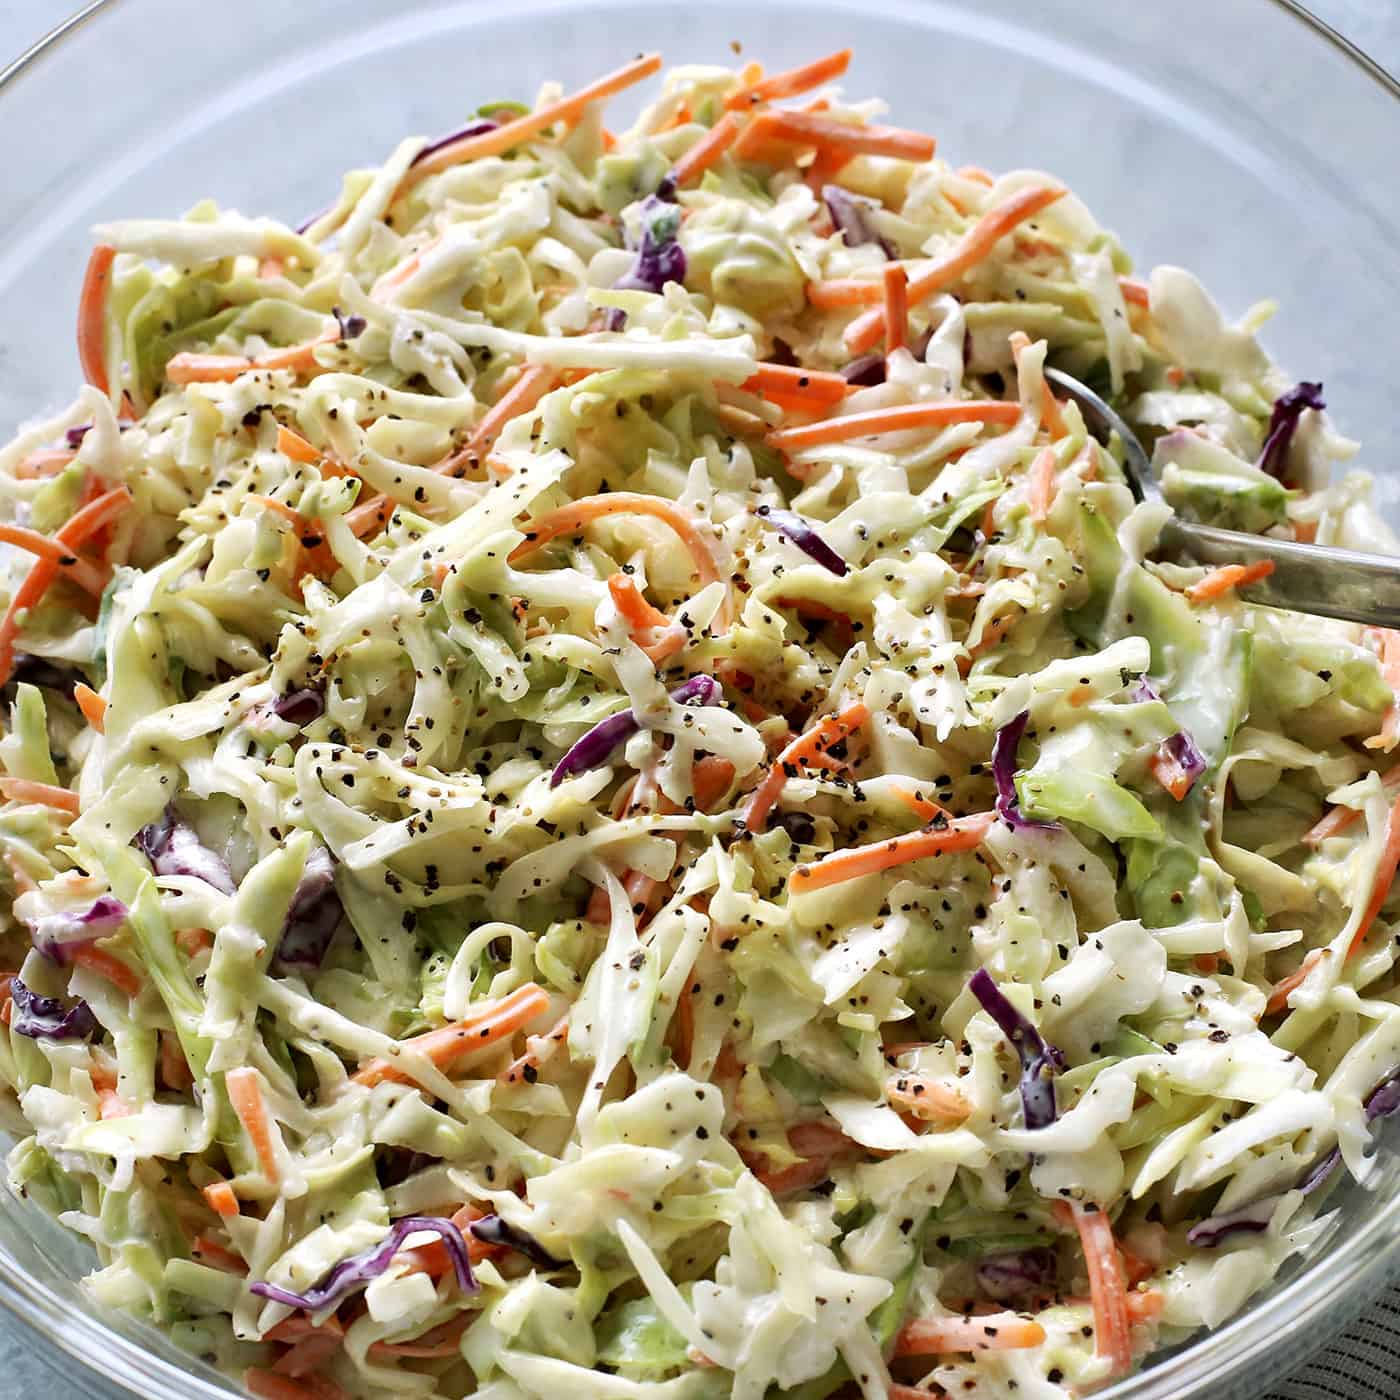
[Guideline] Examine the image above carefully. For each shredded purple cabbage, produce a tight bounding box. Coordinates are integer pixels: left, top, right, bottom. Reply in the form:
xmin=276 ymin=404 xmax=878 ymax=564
xmin=840 ymin=354 xmax=886 ymax=388
xmin=1131 ymin=678 xmax=1206 ymax=795
xmin=412 ymin=119 xmax=499 ymax=167
xmin=7 ymin=655 xmax=85 ymax=693
xmin=550 ymin=675 xmax=720 ymax=787
xmin=606 ymin=196 xmax=687 ymax=330
xmin=822 ymin=185 xmax=896 ymax=260
xmin=469 ymin=1214 xmax=562 ymax=1269
xmin=28 ymin=894 xmax=127 ymax=964
xmin=251 ymin=1216 xmax=476 ymax=1312
xmin=975 ymin=1246 xmax=1058 ymax=1304
xmin=1255 ymin=381 xmax=1325 ymax=481
xmin=135 ymin=808 xmax=236 ymax=895
xmin=968 ymin=968 xmax=1065 ymax=1129
xmin=755 ymin=507 xmax=848 ymax=577
xmin=1184 ymin=1197 xmax=1275 ymax=1249
xmin=9 ymin=976 xmax=99 ymax=1041
xmin=332 ymin=306 xmax=367 ymax=341
xmin=275 ymin=847 xmax=343 ymax=970
xmin=272 ymin=686 xmax=325 ymax=727
xmin=990 ymin=711 xmax=1056 ymax=832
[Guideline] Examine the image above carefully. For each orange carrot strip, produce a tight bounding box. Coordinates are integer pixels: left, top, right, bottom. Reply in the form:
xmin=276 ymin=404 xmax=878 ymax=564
xmin=724 ymin=49 xmax=852 ymax=110
xmin=500 ymin=1011 xmax=570 ymax=1086
xmin=1009 ymin=330 xmax=1068 ymax=438
xmin=177 ymin=926 xmax=215 ymax=957
xmin=886 ymin=1072 xmax=971 ymax=1124
xmin=834 ymin=186 xmax=1066 ymax=354
xmin=1266 ymin=948 xmax=1323 ymax=1016
xmin=1149 ymin=746 xmax=1195 ymax=803
xmin=352 ymin=982 xmax=550 ymax=1088
xmin=957 ymin=165 xmax=994 ymax=185
xmin=670 ymin=111 xmax=744 ymax=187
xmin=607 ymin=573 xmax=687 ymax=663
xmin=74 ymin=682 xmax=107 ymax=732
xmin=0 ymin=779 xmax=80 ymax=815
xmin=1304 ymin=763 xmax=1400 ymax=846
xmin=888 ymin=785 xmax=949 ymax=823
xmin=692 ymin=754 xmax=736 ymax=811
xmin=165 ymin=328 xmax=336 ymax=386
xmin=1350 ymin=791 xmax=1400 ymax=958
xmin=791 ymin=812 xmax=995 ymax=895
xmin=275 ymin=425 xmax=354 ymax=478
xmin=510 ymin=492 xmax=720 ymax=586
xmin=1185 ymin=559 xmax=1275 ymax=603
xmin=71 ymin=945 xmax=141 ymax=998
xmin=741 ymin=362 xmax=851 ymax=406
xmin=1055 ymin=1200 xmax=1132 ymax=1376
xmin=78 ymin=246 xmax=118 ymax=394
xmin=273 ymin=1329 xmax=346 ymax=1380
xmin=436 ymin=365 xmax=559 ymax=479
xmin=1364 ymin=627 xmax=1400 ymax=751
xmin=193 ymin=1234 xmax=248 ymax=1276
xmin=202 ymin=1181 xmax=240 ymax=1219
xmin=245 ymin=1371 xmax=349 ymax=1400
xmin=159 ymin=1029 xmax=193 ymax=1090
xmin=744 ymin=702 xmax=869 ymax=833
xmin=1118 ymin=277 xmax=1150 ymax=307
xmin=0 ymin=524 xmax=108 ymax=597
xmin=895 ymin=1311 xmax=1047 ymax=1355
xmin=15 ymin=448 xmax=78 ymax=480
xmin=344 ymin=492 xmax=392 ymax=538
xmin=226 ymin=1067 xmax=281 ymax=1187
xmin=368 ymin=1313 xmax=472 ymax=1361
xmin=767 ymin=399 xmax=1020 ymax=453
xmin=740 ymin=108 xmax=936 ymax=163
xmin=1027 ymin=445 xmax=1057 ymax=524
xmin=883 ymin=263 xmax=909 ymax=353
xmin=403 ymin=55 xmax=662 ymax=187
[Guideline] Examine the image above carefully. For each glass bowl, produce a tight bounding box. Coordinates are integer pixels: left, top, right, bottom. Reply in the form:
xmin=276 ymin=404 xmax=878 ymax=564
xmin=2 ymin=1 xmax=1400 ymax=1396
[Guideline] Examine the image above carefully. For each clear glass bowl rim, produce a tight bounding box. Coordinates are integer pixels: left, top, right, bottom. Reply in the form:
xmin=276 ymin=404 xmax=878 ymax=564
xmin=1 ymin=1 xmax=1399 ymax=1397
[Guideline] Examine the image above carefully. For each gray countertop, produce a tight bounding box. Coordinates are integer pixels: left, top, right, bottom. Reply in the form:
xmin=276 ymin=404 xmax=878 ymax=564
xmin=0 ymin=2 xmax=1397 ymax=1398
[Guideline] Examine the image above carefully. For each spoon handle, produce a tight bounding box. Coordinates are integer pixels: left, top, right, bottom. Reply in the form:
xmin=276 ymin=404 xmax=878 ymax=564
xmin=1163 ymin=517 xmax=1400 ymax=627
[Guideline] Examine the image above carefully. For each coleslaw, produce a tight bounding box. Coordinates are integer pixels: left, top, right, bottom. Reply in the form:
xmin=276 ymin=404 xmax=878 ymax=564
xmin=1 ymin=45 xmax=1399 ymax=1400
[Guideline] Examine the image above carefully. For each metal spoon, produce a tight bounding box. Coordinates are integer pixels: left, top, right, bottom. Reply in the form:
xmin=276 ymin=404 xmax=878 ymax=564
xmin=1045 ymin=367 xmax=1400 ymax=628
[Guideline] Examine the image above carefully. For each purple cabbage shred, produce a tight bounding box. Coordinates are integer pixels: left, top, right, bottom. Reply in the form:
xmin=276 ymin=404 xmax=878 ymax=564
xmin=1255 ymin=382 xmax=1325 ymax=481
xmin=251 ymin=1216 xmax=476 ymax=1312
xmin=332 ymin=307 xmax=367 ymax=341
xmin=975 ymin=1246 xmax=1058 ymax=1305
xmin=822 ymin=185 xmax=896 ymax=260
xmin=469 ymin=1214 xmax=562 ymax=1269
xmin=135 ymin=808 xmax=236 ymax=895
xmin=607 ymin=196 xmax=687 ymax=330
xmin=272 ymin=686 xmax=325 ymax=727
xmin=275 ymin=847 xmax=343 ymax=970
xmin=9 ymin=977 xmax=99 ymax=1041
xmin=6 ymin=655 xmax=85 ymax=693
xmin=550 ymin=675 xmax=719 ymax=787
xmin=968 ymin=968 xmax=1065 ymax=1129
xmin=412 ymin=119 xmax=499 ymax=167
xmin=755 ymin=507 xmax=848 ymax=577
xmin=990 ymin=711 xmax=1057 ymax=832
xmin=840 ymin=355 xmax=886 ymax=388
xmin=28 ymin=894 xmax=127 ymax=963
xmin=1131 ymin=678 xmax=1206 ymax=795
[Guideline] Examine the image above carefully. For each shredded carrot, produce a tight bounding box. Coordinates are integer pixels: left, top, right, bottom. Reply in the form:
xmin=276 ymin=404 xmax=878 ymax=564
xmin=1293 ymin=519 xmax=1318 ymax=544
xmin=74 ymin=682 xmax=106 ymax=732
xmin=692 ymin=754 xmax=736 ymax=811
xmin=275 ymin=425 xmax=355 ymax=479
xmin=895 ymin=1311 xmax=1047 ymax=1355
xmin=1185 ymin=559 xmax=1275 ymax=603
xmin=1055 ymin=1200 xmax=1132 ymax=1376
xmin=437 ymin=364 xmax=559 ymax=479
xmin=1304 ymin=763 xmax=1400 ymax=846
xmin=0 ymin=524 xmax=108 ymax=597
xmin=193 ymin=1233 xmax=248 ymax=1276
xmin=226 ymin=1066 xmax=281 ymax=1187
xmin=1364 ymin=627 xmax=1400 ymax=751
xmin=273 ymin=1326 xmax=346 ymax=1380
xmin=344 ymin=492 xmax=392 ymax=539
xmin=402 ymin=54 xmax=663 ymax=187
xmin=738 ymin=108 xmax=935 ymax=164
xmin=352 ymin=982 xmax=550 ymax=1088
xmin=0 ymin=484 xmax=132 ymax=688
xmin=247 ymin=495 xmax=337 ymax=581
xmin=1350 ymin=790 xmax=1400 ymax=958
xmin=1118 ymin=277 xmax=1151 ymax=307
xmin=509 ymin=492 xmax=720 ymax=587
xmin=829 ymin=185 xmax=1066 ymax=354
xmin=1009 ymin=331 xmax=1068 ymax=437
xmin=14 ymin=448 xmax=77 ymax=480
xmin=883 ymin=263 xmax=909 ymax=353
xmin=1266 ymin=948 xmax=1323 ymax=1016
xmin=245 ymin=1371 xmax=349 ymax=1400
xmin=669 ymin=111 xmax=744 ymax=187
xmin=886 ymin=1072 xmax=971 ymax=1124
xmin=741 ymin=362 xmax=850 ymax=406
xmin=792 ymin=811 xmax=995 ymax=895
xmin=724 ymin=48 xmax=852 ymax=110
xmin=744 ymin=702 xmax=869 ymax=833
xmin=1149 ymin=746 xmax=1195 ymax=803
xmin=165 ymin=327 xmax=336 ymax=386
xmin=77 ymin=245 xmax=118 ymax=394
xmin=0 ymin=778 xmax=80 ymax=815
xmin=402 ymin=1204 xmax=507 ymax=1279
xmin=768 ymin=399 xmax=1020 ymax=453
xmin=889 ymin=785 xmax=949 ymax=823
xmin=607 ymin=573 xmax=687 ymax=663
xmin=368 ymin=1313 xmax=472 ymax=1361
xmin=500 ymin=1011 xmax=570 ymax=1086
xmin=775 ymin=596 xmax=855 ymax=654
xmin=1027 ymin=445 xmax=1057 ymax=523
xmin=71 ymin=944 xmax=141 ymax=998
xmin=177 ymin=926 xmax=215 ymax=957
xmin=202 ymin=1181 xmax=240 ymax=1219
xmin=1193 ymin=952 xmax=1220 ymax=975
